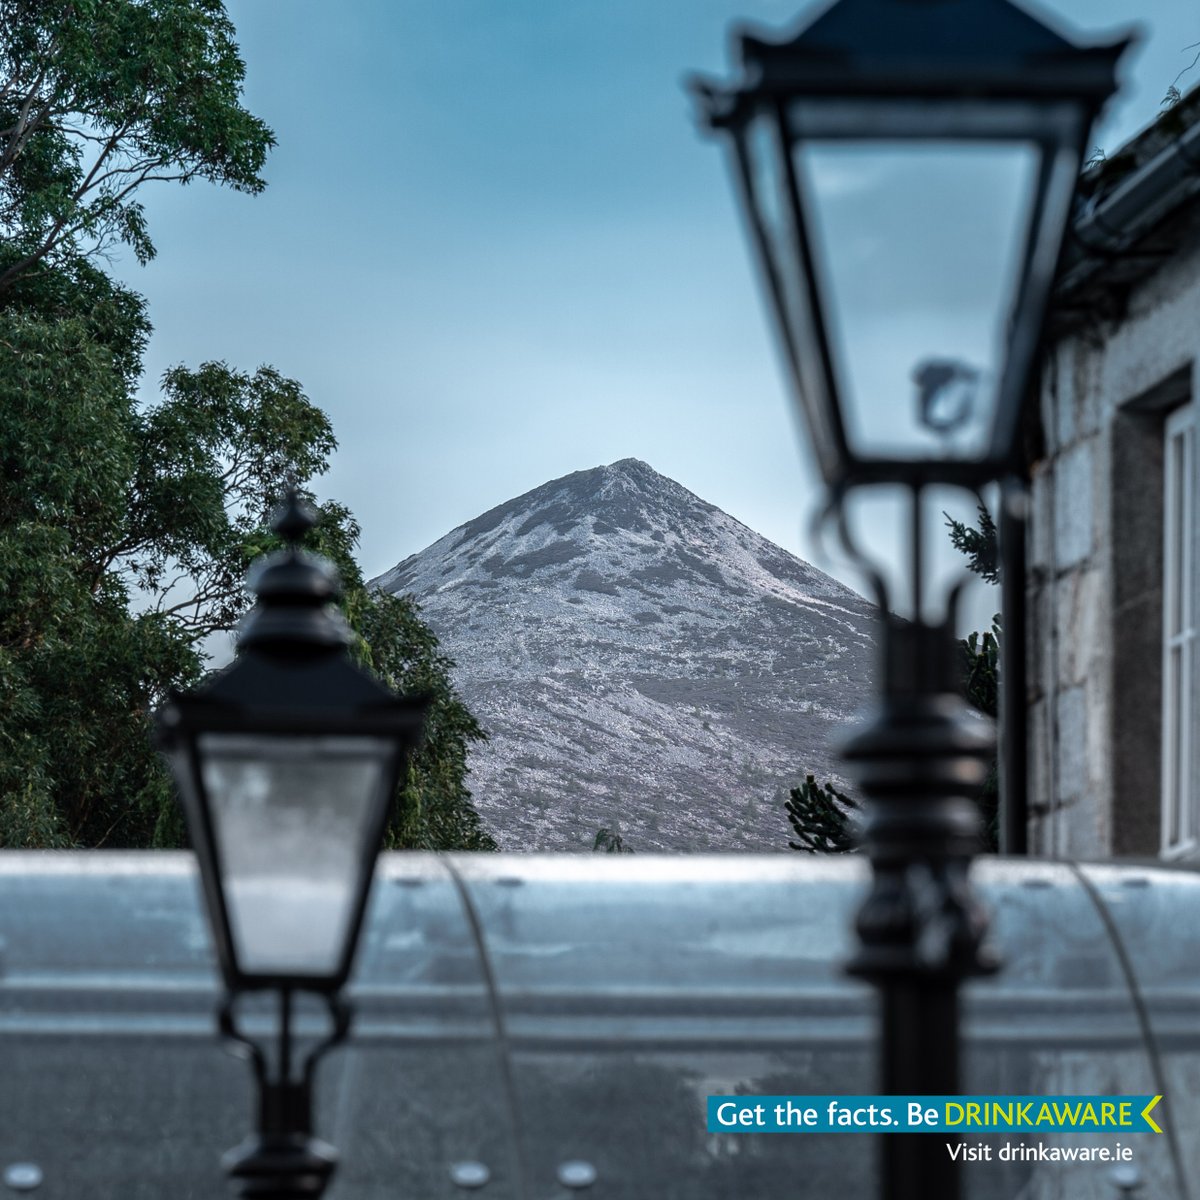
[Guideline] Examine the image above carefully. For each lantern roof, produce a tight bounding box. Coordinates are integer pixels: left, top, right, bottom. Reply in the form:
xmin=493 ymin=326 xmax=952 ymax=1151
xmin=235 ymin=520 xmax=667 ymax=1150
xmin=698 ymin=0 xmax=1132 ymax=125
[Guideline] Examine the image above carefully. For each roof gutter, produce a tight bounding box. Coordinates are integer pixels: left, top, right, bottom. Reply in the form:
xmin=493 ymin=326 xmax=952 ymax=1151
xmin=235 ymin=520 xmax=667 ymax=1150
xmin=1057 ymin=111 xmax=1200 ymax=298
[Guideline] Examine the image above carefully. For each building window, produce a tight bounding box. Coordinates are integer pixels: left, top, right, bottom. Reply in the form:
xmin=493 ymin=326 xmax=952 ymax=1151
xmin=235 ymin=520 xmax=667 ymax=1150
xmin=1162 ymin=401 xmax=1197 ymax=857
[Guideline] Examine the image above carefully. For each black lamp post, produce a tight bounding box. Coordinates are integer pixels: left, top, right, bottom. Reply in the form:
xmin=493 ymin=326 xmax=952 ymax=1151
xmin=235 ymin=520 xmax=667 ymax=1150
xmin=156 ymin=490 xmax=428 ymax=1198
xmin=692 ymin=3 xmax=1128 ymax=1198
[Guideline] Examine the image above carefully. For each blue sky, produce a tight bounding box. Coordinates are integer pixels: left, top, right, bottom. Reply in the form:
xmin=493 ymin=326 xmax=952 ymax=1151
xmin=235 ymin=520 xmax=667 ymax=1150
xmin=111 ymin=0 xmax=1198 ymax=624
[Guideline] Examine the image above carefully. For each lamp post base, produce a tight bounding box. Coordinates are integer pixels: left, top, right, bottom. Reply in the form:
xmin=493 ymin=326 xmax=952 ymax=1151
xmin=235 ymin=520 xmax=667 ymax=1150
xmin=217 ymin=991 xmax=352 ymax=1199
xmin=842 ymin=620 xmax=999 ymax=1200
xmin=223 ymin=1133 xmax=337 ymax=1199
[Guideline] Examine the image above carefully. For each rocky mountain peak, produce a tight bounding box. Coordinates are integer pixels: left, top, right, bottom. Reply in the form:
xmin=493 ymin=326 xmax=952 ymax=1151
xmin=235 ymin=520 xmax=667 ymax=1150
xmin=371 ymin=462 xmax=878 ymax=851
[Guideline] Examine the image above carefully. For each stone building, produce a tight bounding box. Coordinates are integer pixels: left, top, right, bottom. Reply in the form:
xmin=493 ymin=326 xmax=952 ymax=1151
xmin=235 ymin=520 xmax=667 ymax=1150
xmin=1028 ymin=84 xmax=1200 ymax=858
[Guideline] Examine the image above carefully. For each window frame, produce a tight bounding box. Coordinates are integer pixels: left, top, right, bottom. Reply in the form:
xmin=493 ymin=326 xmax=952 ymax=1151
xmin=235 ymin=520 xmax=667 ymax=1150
xmin=1161 ymin=399 xmax=1197 ymax=859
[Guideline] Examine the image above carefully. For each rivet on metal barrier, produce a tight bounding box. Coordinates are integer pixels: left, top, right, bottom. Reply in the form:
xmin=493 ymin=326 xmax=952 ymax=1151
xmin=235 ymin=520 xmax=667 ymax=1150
xmin=556 ymin=1160 xmax=597 ymax=1190
xmin=449 ymin=1160 xmax=491 ymax=1189
xmin=3 ymin=1163 xmax=42 ymax=1193
xmin=1109 ymin=1164 xmax=1143 ymax=1195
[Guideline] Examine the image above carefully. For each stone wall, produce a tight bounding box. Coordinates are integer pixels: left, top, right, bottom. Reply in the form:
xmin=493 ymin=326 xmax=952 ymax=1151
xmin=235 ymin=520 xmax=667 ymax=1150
xmin=1029 ymin=227 xmax=1200 ymax=858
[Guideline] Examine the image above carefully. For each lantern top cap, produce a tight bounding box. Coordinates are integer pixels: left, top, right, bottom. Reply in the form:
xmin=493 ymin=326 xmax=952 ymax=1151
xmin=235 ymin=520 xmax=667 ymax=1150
xmin=237 ymin=489 xmax=352 ymax=657
xmin=695 ymin=0 xmax=1133 ymax=123
xmin=272 ymin=486 xmax=318 ymax=545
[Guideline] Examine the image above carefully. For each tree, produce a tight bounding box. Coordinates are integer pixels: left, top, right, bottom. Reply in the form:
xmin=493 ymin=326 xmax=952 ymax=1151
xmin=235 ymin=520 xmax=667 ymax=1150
xmin=1 ymin=291 xmax=496 ymax=848
xmin=1 ymin=278 xmax=497 ymax=850
xmin=0 ymin=0 xmax=274 ymax=295
xmin=0 ymin=1 xmax=494 ymax=851
xmin=0 ymin=293 xmax=204 ymax=847
xmin=119 ymin=360 xmax=339 ymax=642
xmin=783 ymin=507 xmax=1002 ymax=853
xmin=945 ymin=503 xmax=999 ymax=584
xmin=784 ymin=775 xmax=859 ymax=854
xmin=948 ymin=506 xmax=1002 ymax=847
xmin=593 ymin=826 xmax=634 ymax=853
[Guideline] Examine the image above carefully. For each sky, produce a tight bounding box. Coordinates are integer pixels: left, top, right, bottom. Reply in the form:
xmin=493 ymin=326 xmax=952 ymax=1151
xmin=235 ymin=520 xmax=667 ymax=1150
xmin=110 ymin=0 xmax=1199 ymax=629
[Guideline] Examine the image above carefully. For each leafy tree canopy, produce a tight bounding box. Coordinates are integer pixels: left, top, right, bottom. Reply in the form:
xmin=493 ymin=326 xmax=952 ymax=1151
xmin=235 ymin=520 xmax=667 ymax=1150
xmin=1 ymin=297 xmax=495 ymax=849
xmin=0 ymin=0 xmax=274 ymax=294
xmin=0 ymin=1 xmax=494 ymax=851
xmin=0 ymin=300 xmax=204 ymax=847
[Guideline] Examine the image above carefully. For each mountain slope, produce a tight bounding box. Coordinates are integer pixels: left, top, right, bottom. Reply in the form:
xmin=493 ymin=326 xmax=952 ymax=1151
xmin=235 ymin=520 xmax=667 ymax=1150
xmin=372 ymin=459 xmax=878 ymax=851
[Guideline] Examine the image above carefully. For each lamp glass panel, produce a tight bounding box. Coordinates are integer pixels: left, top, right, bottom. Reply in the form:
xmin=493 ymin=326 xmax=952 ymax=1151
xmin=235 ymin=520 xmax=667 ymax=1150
xmin=742 ymin=117 xmax=844 ymax=480
xmin=198 ymin=733 xmax=394 ymax=978
xmin=794 ymin=139 xmax=1039 ymax=463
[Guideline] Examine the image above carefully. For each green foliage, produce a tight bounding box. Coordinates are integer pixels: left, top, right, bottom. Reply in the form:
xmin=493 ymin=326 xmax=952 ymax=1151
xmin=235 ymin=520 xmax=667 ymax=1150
xmin=0 ymin=1 xmax=493 ymax=851
xmin=0 ymin=297 xmax=495 ymax=848
xmin=959 ymin=616 xmax=1001 ymax=849
xmin=951 ymin=504 xmax=1001 ymax=849
xmin=0 ymin=0 xmax=275 ymax=293
xmin=960 ymin=619 xmax=999 ymax=720
xmin=593 ymin=827 xmax=633 ymax=853
xmin=785 ymin=775 xmax=858 ymax=854
xmin=0 ymin=305 xmax=188 ymax=846
xmin=943 ymin=504 xmax=999 ymax=584
xmin=0 ymin=246 xmax=151 ymax=382
xmin=125 ymin=361 xmax=338 ymax=640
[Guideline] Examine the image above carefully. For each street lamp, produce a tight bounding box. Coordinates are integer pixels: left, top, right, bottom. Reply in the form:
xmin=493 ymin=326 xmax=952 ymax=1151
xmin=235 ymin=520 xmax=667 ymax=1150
xmin=692 ymin=0 xmax=1128 ymax=491
xmin=156 ymin=490 xmax=428 ymax=1198
xmin=692 ymin=2 xmax=1128 ymax=1198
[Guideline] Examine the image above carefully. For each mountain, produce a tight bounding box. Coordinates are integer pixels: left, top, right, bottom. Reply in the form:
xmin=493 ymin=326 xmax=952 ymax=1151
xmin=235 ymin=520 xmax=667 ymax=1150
xmin=371 ymin=459 xmax=879 ymax=851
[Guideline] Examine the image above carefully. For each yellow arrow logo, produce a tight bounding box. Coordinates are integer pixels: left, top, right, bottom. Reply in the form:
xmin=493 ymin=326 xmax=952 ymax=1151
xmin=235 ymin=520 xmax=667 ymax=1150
xmin=1142 ymin=1095 xmax=1163 ymax=1134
